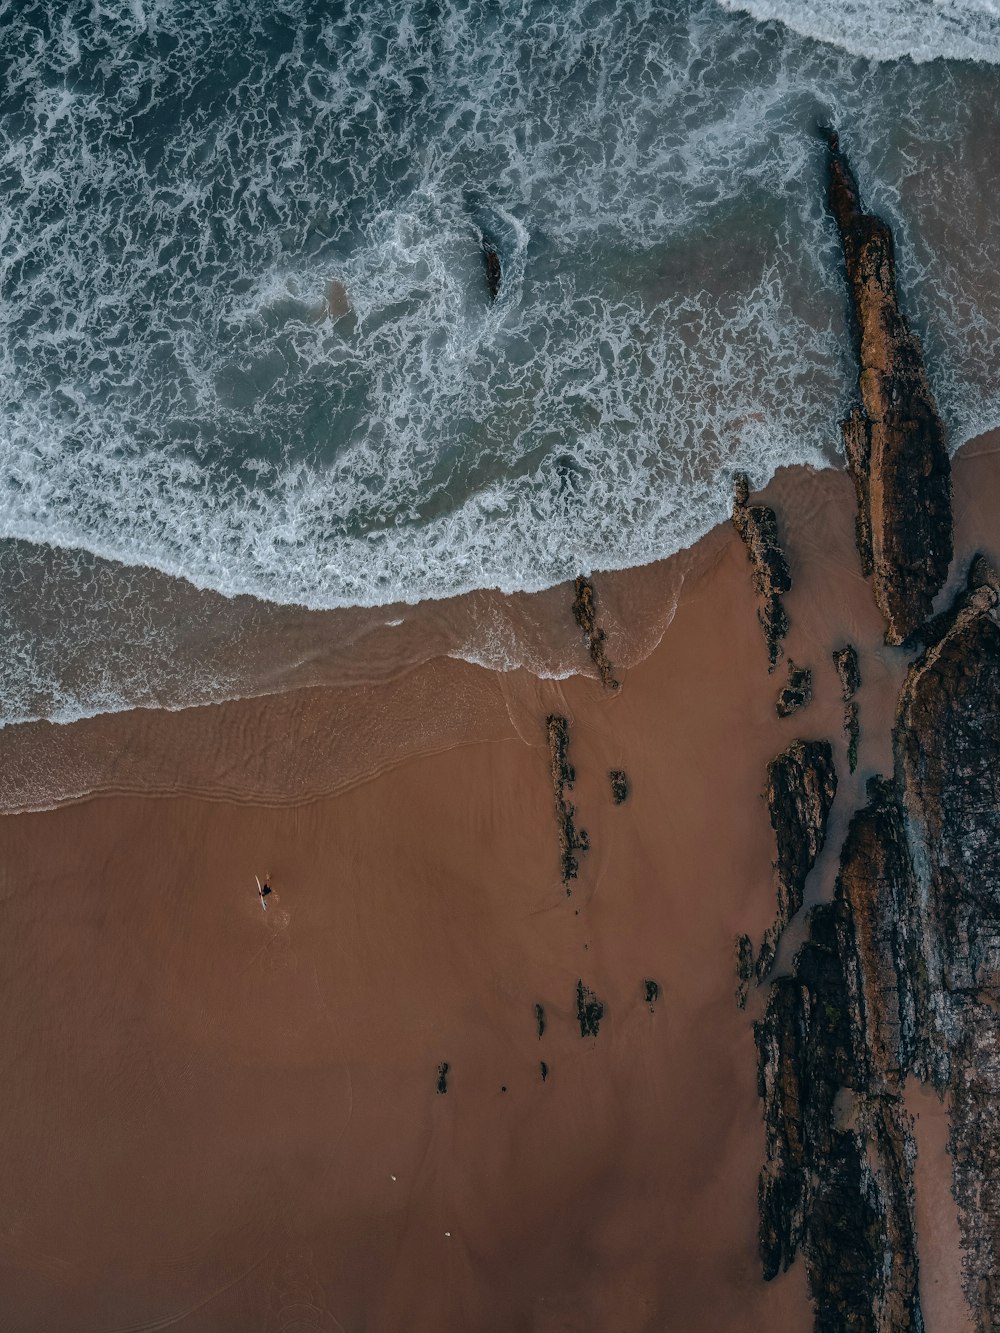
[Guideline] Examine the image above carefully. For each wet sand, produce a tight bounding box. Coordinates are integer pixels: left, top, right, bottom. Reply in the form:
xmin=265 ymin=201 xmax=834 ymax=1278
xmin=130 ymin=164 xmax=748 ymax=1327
xmin=2 ymin=436 xmax=998 ymax=1330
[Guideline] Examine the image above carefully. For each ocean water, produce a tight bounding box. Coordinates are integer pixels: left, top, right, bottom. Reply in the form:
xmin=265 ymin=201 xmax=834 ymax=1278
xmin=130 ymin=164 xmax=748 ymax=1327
xmin=2 ymin=0 xmax=1000 ymax=726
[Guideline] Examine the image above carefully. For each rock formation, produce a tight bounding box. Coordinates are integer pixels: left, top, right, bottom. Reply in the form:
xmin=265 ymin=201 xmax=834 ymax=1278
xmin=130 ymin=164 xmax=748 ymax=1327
xmin=643 ymin=979 xmax=661 ymax=1009
xmin=833 ymin=645 xmax=861 ymax=774
xmin=756 ymin=740 xmax=838 ymax=981
xmin=775 ymin=660 xmax=812 ymax=718
xmin=576 ymin=981 xmax=605 ymax=1038
xmin=823 ymin=129 xmax=952 ymax=645
xmin=572 ymin=576 xmax=619 ymax=689
xmin=755 ymin=559 xmax=1000 ymax=1331
xmin=732 ymin=472 xmax=792 ymax=670
xmin=609 ymin=769 xmax=629 ymax=804
xmin=546 ymin=715 xmax=590 ymax=884
xmin=735 ymin=934 xmax=754 ymax=1009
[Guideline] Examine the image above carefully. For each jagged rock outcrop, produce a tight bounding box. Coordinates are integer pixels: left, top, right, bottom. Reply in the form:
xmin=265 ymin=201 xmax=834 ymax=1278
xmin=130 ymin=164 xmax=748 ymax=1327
xmin=833 ymin=646 xmax=861 ymax=773
xmin=776 ymin=660 xmax=813 ymax=718
xmin=546 ymin=715 xmax=590 ymax=884
xmin=756 ymin=803 xmax=924 ymax=1331
xmin=571 ymin=576 xmax=619 ymax=689
xmin=732 ymin=472 xmax=792 ymax=671
xmin=892 ymin=555 xmax=1000 ymax=1322
xmin=823 ymin=129 xmax=952 ymax=646
xmin=754 ymin=559 xmax=1000 ymax=1331
xmin=757 ymin=740 xmax=838 ymax=980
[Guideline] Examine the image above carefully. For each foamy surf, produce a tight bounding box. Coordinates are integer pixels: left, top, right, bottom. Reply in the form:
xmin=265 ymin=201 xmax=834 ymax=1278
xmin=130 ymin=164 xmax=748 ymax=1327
xmin=2 ymin=0 xmax=1000 ymax=724
xmin=717 ymin=0 xmax=1000 ymax=64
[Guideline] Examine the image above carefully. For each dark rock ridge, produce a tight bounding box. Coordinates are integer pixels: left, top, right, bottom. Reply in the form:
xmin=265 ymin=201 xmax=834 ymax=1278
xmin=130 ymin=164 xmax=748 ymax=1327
xmin=546 ymin=715 xmax=590 ymax=884
xmin=732 ymin=472 xmax=792 ymax=671
xmin=833 ymin=645 xmax=861 ymax=774
xmin=823 ymin=129 xmax=952 ymax=646
xmin=756 ymin=740 xmax=838 ymax=981
xmin=609 ymin=769 xmax=629 ymax=804
xmin=576 ymin=981 xmax=605 ymax=1038
xmin=776 ymin=660 xmax=813 ymax=719
xmin=572 ymin=576 xmax=619 ymax=689
xmin=534 ymin=1003 xmax=546 ymax=1039
xmin=754 ymin=560 xmax=1000 ymax=1331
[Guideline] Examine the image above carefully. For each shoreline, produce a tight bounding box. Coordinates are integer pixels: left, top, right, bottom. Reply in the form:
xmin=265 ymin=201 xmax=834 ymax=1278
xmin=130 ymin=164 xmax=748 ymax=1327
xmin=3 ymin=430 xmax=999 ymax=1327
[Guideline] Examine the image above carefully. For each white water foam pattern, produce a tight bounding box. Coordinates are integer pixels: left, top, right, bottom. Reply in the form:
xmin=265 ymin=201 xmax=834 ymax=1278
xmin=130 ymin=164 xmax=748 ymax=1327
xmin=718 ymin=0 xmax=1000 ymax=65
xmin=1 ymin=0 xmax=1000 ymax=732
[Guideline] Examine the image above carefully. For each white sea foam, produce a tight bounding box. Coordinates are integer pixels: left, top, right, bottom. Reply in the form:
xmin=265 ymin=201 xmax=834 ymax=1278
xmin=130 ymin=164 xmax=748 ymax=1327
xmin=717 ymin=0 xmax=1000 ymax=64
xmin=1 ymin=0 xmax=1000 ymax=728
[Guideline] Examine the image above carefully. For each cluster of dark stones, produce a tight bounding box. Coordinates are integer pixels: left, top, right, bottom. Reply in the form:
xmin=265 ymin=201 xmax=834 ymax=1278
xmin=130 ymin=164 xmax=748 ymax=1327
xmin=546 ymin=714 xmax=590 ymax=884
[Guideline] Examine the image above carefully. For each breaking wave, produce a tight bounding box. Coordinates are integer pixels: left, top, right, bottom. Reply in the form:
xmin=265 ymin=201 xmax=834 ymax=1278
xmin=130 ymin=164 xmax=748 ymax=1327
xmin=1 ymin=0 xmax=1000 ymax=723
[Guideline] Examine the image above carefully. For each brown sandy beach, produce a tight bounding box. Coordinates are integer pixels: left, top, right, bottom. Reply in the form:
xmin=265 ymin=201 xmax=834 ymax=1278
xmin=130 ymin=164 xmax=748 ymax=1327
xmin=2 ymin=434 xmax=999 ymax=1331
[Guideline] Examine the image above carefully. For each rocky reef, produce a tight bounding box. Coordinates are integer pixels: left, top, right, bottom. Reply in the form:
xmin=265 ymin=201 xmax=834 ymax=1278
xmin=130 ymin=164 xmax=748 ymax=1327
xmin=824 ymin=129 xmax=952 ymax=646
xmin=756 ymin=740 xmax=838 ymax=981
xmin=732 ymin=472 xmax=792 ymax=671
xmin=609 ymin=769 xmax=629 ymax=804
xmin=546 ymin=714 xmax=590 ymax=884
xmin=571 ymin=576 xmax=619 ymax=689
xmin=754 ymin=557 xmax=1000 ymax=1331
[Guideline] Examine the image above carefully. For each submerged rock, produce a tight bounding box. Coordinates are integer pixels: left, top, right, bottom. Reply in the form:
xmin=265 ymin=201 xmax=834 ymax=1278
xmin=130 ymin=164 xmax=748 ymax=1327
xmin=757 ymin=740 xmax=838 ymax=981
xmin=732 ymin=472 xmax=792 ymax=671
xmin=776 ymin=660 xmax=813 ymax=718
xmin=609 ymin=769 xmax=629 ymax=804
xmin=643 ymin=979 xmax=661 ymax=1010
xmin=436 ymin=1062 xmax=449 ymax=1095
xmin=482 ymin=238 xmax=502 ymax=301
xmin=571 ymin=576 xmax=619 ymax=689
xmin=823 ymin=129 xmax=952 ymax=646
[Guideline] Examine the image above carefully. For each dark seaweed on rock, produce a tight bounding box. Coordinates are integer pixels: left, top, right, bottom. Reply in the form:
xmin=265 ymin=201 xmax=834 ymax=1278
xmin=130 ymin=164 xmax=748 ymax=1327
xmin=576 ymin=981 xmax=605 ymax=1038
xmin=436 ymin=1062 xmax=449 ymax=1095
xmin=732 ymin=472 xmax=792 ymax=671
xmin=609 ymin=769 xmax=629 ymax=804
xmin=756 ymin=740 xmax=838 ymax=982
xmin=546 ymin=715 xmax=590 ymax=884
xmin=572 ymin=576 xmax=619 ymax=689
xmin=823 ymin=129 xmax=952 ymax=646
xmin=776 ymin=660 xmax=813 ymax=719
xmin=643 ymin=979 xmax=661 ymax=1009
xmin=534 ymin=1002 xmax=546 ymax=1040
